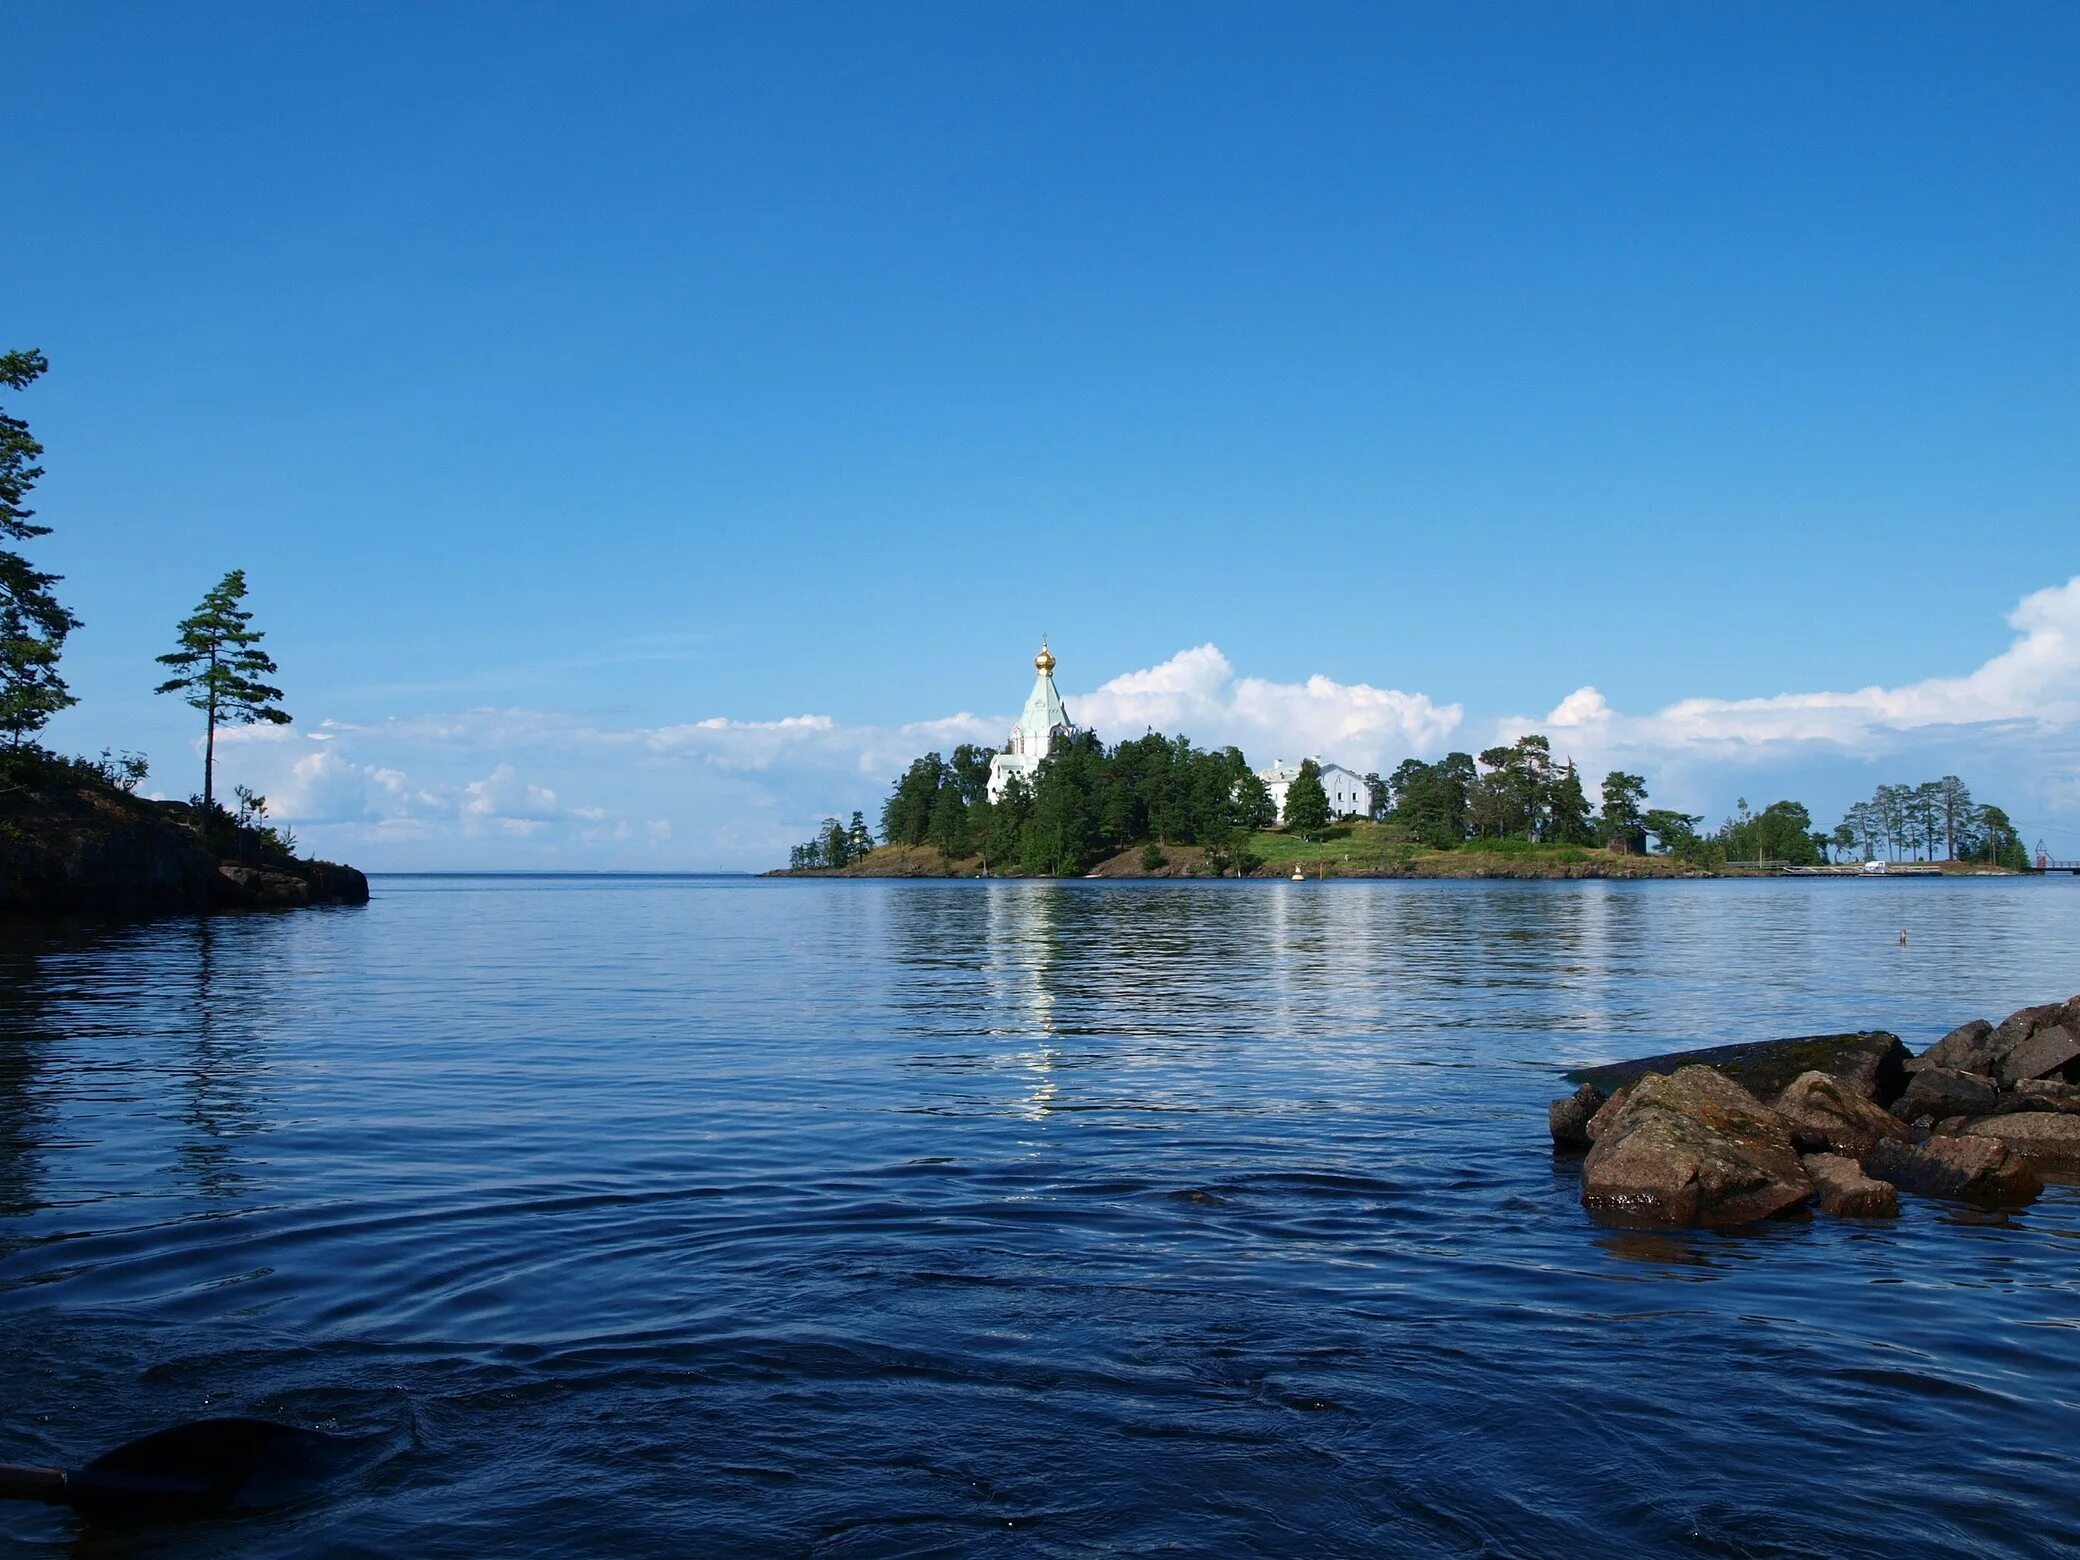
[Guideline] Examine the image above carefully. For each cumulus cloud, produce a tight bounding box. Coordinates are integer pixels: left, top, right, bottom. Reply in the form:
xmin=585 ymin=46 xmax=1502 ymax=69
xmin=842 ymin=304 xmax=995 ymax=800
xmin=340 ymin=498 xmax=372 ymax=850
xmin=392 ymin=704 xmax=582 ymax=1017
xmin=1074 ymin=645 xmax=1462 ymax=773
xmin=1499 ymin=574 xmax=2080 ymax=812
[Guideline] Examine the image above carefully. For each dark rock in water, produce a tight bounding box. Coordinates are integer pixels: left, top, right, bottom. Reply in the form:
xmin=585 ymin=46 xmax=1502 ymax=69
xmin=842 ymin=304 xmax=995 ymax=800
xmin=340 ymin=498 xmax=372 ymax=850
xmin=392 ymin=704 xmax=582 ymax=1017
xmin=1582 ymin=1067 xmax=1813 ymax=1228
xmin=302 ymin=860 xmax=372 ymax=906
xmin=1910 ymin=1019 xmax=1997 ymax=1076
xmin=214 ymin=863 xmax=312 ymax=908
xmin=1800 ymin=1153 xmax=1899 ymax=1218
xmin=1774 ymin=1071 xmax=1914 ymax=1159
xmin=1568 ymin=1031 xmax=1909 ymax=1108
xmin=1997 ymin=1023 xmax=2080 ymax=1087
xmin=1956 ymin=1113 xmax=2080 ymax=1170
xmin=1891 ymin=1066 xmax=1999 ymax=1124
xmin=1548 ymin=1083 xmax=1607 ymax=1153
xmin=1864 ymin=1135 xmax=2042 ymax=1207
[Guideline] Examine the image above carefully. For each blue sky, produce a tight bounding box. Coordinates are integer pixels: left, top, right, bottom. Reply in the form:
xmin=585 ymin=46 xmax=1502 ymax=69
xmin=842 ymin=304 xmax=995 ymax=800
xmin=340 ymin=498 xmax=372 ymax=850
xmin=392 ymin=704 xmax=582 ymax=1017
xmin=9 ymin=3 xmax=2079 ymax=867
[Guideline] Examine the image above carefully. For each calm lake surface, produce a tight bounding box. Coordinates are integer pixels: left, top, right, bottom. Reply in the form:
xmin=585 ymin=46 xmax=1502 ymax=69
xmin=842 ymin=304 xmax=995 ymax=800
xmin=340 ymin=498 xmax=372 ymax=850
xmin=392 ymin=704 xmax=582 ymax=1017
xmin=4 ymin=876 xmax=2080 ymax=1556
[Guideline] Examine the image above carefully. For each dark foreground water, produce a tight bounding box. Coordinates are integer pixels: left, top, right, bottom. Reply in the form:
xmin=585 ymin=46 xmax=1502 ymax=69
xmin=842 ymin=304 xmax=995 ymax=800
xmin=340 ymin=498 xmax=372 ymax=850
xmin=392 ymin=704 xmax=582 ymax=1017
xmin=4 ymin=877 xmax=2080 ymax=1557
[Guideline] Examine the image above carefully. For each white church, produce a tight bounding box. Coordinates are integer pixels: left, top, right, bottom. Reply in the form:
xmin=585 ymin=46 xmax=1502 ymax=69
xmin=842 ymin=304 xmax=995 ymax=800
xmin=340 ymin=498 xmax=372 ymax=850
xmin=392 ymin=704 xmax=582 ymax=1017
xmin=986 ymin=638 xmax=1078 ymax=803
xmin=982 ymin=640 xmax=1370 ymax=826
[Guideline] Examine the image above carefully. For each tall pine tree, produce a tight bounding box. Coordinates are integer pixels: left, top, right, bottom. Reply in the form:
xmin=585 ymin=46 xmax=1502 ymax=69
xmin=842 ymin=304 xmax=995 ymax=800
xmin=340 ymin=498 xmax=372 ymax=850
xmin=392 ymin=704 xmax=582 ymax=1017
xmin=1283 ymin=759 xmax=1332 ymax=840
xmin=0 ymin=349 xmax=81 ymax=745
xmin=154 ymin=569 xmax=291 ymax=812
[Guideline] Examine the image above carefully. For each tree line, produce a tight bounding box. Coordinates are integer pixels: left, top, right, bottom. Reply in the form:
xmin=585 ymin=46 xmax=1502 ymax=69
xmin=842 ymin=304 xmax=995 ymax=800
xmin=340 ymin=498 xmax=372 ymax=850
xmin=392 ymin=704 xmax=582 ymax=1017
xmin=796 ymin=723 xmax=2033 ymax=875
xmin=2 ymin=349 xmax=294 ymax=842
xmin=1831 ymin=778 xmax=2023 ymax=868
xmin=794 ymin=731 xmax=1281 ymax=876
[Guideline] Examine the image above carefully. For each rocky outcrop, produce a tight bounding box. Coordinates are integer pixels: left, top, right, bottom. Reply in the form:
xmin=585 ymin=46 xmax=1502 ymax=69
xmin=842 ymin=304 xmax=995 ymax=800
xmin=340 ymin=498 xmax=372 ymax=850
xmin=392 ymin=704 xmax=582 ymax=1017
xmin=1553 ymin=995 xmax=2080 ymax=1230
xmin=1568 ymin=1031 xmax=1909 ymax=1108
xmin=1800 ymin=1153 xmax=1898 ymax=1218
xmin=1581 ymin=1067 xmax=1813 ymax=1228
xmin=1 ymin=776 xmax=367 ymax=917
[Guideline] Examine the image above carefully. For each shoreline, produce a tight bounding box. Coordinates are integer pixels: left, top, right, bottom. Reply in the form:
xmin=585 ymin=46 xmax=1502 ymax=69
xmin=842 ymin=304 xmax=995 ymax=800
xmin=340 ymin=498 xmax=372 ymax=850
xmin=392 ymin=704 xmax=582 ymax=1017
xmin=770 ymin=842 xmax=2022 ymax=882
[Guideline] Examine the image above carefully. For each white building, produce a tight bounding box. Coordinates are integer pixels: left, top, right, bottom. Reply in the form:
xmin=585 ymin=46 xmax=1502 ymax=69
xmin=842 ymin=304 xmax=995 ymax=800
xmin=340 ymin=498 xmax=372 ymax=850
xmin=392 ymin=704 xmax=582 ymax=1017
xmin=1259 ymin=758 xmax=1370 ymax=823
xmin=987 ymin=638 xmax=1078 ymax=804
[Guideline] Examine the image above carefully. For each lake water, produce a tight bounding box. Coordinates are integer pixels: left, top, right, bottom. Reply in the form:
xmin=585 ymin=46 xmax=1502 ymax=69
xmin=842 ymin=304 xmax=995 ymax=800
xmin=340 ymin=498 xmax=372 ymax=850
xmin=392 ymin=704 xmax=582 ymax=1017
xmin=4 ymin=876 xmax=2080 ymax=1556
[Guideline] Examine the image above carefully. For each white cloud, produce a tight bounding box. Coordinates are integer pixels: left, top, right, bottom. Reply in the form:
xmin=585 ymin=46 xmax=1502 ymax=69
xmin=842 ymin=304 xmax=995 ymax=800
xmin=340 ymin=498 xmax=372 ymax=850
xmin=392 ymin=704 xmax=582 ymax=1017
xmin=1499 ymin=574 xmax=2080 ymax=814
xmin=1075 ymin=645 xmax=1463 ymax=773
xmin=461 ymin=763 xmax=563 ymax=823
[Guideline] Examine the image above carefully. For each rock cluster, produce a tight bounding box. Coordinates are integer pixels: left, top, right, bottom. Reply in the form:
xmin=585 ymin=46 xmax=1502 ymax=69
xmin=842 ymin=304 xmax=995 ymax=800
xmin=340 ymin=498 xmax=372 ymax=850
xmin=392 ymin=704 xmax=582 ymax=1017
xmin=1550 ymin=995 xmax=2080 ymax=1227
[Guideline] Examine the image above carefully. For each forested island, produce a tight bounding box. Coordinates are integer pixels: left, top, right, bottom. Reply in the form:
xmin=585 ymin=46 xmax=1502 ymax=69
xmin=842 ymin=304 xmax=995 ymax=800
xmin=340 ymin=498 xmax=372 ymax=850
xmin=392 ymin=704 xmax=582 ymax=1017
xmin=1 ymin=349 xmax=366 ymax=915
xmin=784 ymin=730 xmax=2030 ymax=880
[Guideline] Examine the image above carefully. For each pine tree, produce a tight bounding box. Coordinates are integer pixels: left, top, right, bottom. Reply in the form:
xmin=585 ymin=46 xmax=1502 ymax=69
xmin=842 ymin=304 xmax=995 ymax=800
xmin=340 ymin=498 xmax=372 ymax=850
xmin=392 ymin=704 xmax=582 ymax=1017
xmin=1546 ymin=761 xmax=1594 ymax=844
xmin=0 ymin=349 xmax=81 ymax=745
xmin=1284 ymin=759 xmax=1332 ymax=840
xmin=1597 ymin=771 xmax=1648 ymax=852
xmin=154 ymin=569 xmax=292 ymax=813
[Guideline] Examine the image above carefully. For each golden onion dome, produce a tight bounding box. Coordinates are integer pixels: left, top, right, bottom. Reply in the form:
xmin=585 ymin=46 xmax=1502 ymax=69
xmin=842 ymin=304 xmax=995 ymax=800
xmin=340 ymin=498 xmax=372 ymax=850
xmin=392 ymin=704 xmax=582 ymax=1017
xmin=1034 ymin=639 xmax=1055 ymax=674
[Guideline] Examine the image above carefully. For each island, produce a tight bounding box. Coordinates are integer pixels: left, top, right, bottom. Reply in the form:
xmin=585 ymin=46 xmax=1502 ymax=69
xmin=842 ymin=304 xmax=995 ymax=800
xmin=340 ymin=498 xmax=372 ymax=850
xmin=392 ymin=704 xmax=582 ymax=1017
xmin=777 ymin=640 xmax=2030 ymax=881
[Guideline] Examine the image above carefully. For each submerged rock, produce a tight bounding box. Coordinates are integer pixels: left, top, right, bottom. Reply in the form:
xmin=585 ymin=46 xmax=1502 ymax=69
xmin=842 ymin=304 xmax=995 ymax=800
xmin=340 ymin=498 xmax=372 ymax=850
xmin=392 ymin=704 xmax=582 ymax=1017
xmin=1864 ymin=1136 xmax=2042 ymax=1207
xmin=1548 ymin=1083 xmax=1607 ymax=1153
xmin=1569 ymin=1031 xmax=1909 ymax=1108
xmin=1799 ymin=1153 xmax=1899 ymax=1218
xmin=1774 ymin=1070 xmax=1914 ymax=1159
xmin=1582 ymin=1067 xmax=1813 ymax=1228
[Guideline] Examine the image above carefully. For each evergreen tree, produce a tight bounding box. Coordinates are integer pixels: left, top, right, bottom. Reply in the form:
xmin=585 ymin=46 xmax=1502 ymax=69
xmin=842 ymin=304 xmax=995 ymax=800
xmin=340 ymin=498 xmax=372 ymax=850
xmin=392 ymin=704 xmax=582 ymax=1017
xmin=1234 ymin=767 xmax=1276 ymax=831
xmin=819 ymin=816 xmax=851 ymax=868
xmin=948 ymin=743 xmax=994 ymax=805
xmin=1363 ymin=771 xmax=1387 ymax=821
xmin=1546 ymin=761 xmax=1594 ymax=844
xmin=1597 ymin=771 xmax=1648 ymax=853
xmin=153 ymin=569 xmax=291 ymax=812
xmin=880 ymin=753 xmax=947 ymax=845
xmin=1643 ymin=808 xmax=1702 ymax=855
xmin=927 ymin=787 xmax=970 ymax=860
xmin=847 ymin=810 xmax=873 ymax=860
xmin=1283 ymin=758 xmax=1332 ymax=840
xmin=1935 ymin=776 xmax=1972 ymax=861
xmin=0 ymin=349 xmax=81 ymax=745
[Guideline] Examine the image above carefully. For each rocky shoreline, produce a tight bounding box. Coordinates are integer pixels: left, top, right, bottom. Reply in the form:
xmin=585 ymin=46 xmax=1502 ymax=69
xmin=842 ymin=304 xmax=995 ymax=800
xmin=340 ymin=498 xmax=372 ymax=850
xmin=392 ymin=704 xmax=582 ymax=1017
xmin=1 ymin=776 xmax=368 ymax=917
xmin=1550 ymin=995 xmax=2080 ymax=1225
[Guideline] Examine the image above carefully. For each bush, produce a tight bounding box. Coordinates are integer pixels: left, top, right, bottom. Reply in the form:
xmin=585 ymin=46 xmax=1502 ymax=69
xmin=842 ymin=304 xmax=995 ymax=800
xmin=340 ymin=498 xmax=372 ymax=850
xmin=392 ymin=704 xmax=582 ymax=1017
xmin=1139 ymin=842 xmax=1168 ymax=873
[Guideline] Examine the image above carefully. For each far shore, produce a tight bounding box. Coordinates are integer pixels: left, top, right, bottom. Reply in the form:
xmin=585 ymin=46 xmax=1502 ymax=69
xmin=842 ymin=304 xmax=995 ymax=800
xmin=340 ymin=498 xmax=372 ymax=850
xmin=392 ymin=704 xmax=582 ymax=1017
xmin=770 ymin=823 xmax=2022 ymax=882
